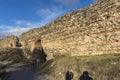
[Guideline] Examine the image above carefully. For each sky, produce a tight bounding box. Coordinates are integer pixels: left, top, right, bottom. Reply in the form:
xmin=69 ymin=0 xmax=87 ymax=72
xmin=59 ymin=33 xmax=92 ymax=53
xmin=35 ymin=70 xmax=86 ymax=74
xmin=0 ymin=0 xmax=95 ymax=38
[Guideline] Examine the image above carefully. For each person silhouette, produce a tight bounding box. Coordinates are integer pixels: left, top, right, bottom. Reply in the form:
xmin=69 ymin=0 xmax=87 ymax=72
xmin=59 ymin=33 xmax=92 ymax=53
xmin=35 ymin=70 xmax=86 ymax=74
xmin=65 ymin=70 xmax=74 ymax=80
xmin=79 ymin=71 xmax=93 ymax=80
xmin=70 ymin=71 xmax=74 ymax=80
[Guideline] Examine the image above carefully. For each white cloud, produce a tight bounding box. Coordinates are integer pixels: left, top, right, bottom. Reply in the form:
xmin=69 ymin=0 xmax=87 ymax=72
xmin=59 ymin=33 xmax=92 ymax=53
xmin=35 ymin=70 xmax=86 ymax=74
xmin=12 ymin=20 xmax=46 ymax=27
xmin=12 ymin=20 xmax=24 ymax=25
xmin=0 ymin=25 xmax=15 ymax=31
xmin=0 ymin=25 xmax=32 ymax=37
xmin=2 ymin=27 xmax=31 ymax=36
xmin=0 ymin=20 xmax=47 ymax=37
xmin=0 ymin=7 xmax=66 ymax=38
xmin=36 ymin=8 xmax=66 ymax=22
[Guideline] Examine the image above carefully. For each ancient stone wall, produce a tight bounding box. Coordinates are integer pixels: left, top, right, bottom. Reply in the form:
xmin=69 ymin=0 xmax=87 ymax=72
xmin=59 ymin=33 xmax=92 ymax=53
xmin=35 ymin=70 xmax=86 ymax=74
xmin=19 ymin=0 xmax=120 ymax=60
xmin=0 ymin=36 xmax=19 ymax=48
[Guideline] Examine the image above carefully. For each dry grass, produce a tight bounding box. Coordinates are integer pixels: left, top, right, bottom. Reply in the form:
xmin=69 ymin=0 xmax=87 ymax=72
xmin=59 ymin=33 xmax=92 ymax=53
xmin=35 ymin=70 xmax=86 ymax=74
xmin=38 ymin=54 xmax=120 ymax=80
xmin=0 ymin=48 xmax=24 ymax=62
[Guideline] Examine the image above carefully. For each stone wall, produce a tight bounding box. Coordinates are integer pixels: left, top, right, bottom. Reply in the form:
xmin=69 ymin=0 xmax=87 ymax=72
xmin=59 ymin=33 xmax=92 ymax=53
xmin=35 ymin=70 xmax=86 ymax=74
xmin=19 ymin=0 xmax=120 ymax=60
xmin=0 ymin=36 xmax=19 ymax=48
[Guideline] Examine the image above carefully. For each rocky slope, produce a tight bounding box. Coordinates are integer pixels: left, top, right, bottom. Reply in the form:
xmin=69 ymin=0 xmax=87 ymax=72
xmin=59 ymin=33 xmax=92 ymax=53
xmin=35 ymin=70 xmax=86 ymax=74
xmin=20 ymin=0 xmax=120 ymax=60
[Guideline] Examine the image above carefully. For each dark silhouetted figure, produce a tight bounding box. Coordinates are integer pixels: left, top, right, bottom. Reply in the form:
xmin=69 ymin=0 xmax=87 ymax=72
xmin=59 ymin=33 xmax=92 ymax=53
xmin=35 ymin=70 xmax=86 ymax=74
xmin=0 ymin=70 xmax=9 ymax=80
xmin=65 ymin=71 xmax=74 ymax=80
xmin=79 ymin=71 xmax=93 ymax=80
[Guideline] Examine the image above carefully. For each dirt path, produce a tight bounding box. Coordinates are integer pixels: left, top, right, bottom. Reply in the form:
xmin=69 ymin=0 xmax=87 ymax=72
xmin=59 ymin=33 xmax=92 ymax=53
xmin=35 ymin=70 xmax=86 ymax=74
xmin=8 ymin=68 xmax=44 ymax=80
xmin=0 ymin=61 xmax=45 ymax=80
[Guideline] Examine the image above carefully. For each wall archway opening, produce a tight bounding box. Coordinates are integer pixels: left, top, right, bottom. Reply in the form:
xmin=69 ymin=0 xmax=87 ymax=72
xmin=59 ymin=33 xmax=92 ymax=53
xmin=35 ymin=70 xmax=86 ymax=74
xmin=32 ymin=39 xmax=47 ymax=64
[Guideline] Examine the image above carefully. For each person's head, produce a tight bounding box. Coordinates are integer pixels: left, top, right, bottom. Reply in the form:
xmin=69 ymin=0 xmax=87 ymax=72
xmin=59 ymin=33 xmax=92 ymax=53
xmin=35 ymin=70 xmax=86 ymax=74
xmin=83 ymin=71 xmax=89 ymax=76
xmin=66 ymin=71 xmax=70 ymax=75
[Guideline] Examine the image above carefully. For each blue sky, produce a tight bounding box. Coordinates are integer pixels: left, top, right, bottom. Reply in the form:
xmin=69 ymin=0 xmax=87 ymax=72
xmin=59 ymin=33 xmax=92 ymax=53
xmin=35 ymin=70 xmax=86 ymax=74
xmin=0 ymin=0 xmax=95 ymax=38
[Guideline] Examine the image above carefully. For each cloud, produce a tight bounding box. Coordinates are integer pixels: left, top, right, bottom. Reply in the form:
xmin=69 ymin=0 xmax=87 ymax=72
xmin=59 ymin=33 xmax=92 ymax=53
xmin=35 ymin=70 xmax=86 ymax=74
xmin=0 ymin=20 xmax=47 ymax=38
xmin=0 ymin=25 xmax=31 ymax=37
xmin=0 ymin=25 xmax=15 ymax=31
xmin=12 ymin=20 xmax=46 ymax=27
xmin=36 ymin=8 xmax=66 ymax=22
xmin=54 ymin=0 xmax=79 ymax=7
xmin=2 ymin=27 xmax=31 ymax=36
xmin=0 ymin=7 xmax=66 ymax=38
xmin=12 ymin=20 xmax=24 ymax=25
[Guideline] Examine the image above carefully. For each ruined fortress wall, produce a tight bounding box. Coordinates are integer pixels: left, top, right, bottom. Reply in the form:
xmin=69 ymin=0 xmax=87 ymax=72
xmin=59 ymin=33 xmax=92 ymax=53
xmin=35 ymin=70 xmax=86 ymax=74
xmin=19 ymin=0 xmax=120 ymax=60
xmin=0 ymin=36 xmax=19 ymax=48
xmin=0 ymin=0 xmax=119 ymax=61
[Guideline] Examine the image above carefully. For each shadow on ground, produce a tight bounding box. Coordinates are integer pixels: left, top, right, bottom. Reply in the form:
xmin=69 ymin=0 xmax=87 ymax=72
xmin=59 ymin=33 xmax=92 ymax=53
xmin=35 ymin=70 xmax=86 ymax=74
xmin=8 ymin=68 xmax=40 ymax=80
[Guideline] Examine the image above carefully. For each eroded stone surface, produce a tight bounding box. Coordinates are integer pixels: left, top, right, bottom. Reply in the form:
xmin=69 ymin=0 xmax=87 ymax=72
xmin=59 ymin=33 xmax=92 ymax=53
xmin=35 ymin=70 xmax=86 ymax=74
xmin=0 ymin=36 xmax=19 ymax=48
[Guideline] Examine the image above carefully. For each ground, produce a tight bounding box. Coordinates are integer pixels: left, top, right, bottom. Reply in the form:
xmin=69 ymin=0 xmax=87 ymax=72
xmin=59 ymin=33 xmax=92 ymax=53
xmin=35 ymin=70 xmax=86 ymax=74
xmin=0 ymin=54 xmax=120 ymax=80
xmin=38 ymin=54 xmax=120 ymax=80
